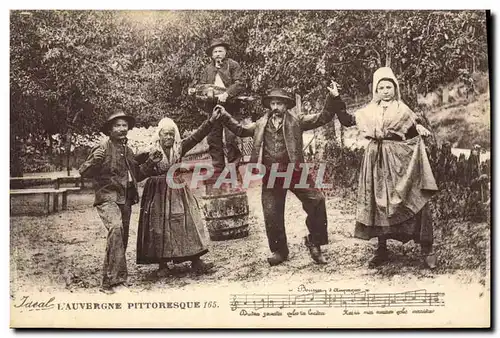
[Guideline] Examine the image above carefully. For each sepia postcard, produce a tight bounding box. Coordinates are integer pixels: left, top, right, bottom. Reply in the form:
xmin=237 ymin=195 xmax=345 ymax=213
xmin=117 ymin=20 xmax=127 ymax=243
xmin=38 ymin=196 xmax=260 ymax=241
xmin=9 ymin=9 xmax=491 ymax=328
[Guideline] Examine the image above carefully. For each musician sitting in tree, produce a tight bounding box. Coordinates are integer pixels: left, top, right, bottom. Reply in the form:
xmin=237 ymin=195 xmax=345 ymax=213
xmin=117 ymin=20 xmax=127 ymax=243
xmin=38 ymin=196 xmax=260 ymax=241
xmin=189 ymin=38 xmax=247 ymax=189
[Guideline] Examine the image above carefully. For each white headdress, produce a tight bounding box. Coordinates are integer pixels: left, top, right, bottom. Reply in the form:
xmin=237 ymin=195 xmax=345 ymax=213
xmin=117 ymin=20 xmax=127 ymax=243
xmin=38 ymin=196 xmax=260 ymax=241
xmin=151 ymin=117 xmax=182 ymax=172
xmin=355 ymin=67 xmax=415 ymax=139
xmin=371 ymin=66 xmax=401 ymax=103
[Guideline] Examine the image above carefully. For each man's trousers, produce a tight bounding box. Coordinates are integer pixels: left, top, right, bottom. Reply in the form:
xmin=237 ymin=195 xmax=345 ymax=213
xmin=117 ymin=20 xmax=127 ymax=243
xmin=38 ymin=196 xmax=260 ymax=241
xmin=95 ymin=201 xmax=132 ymax=288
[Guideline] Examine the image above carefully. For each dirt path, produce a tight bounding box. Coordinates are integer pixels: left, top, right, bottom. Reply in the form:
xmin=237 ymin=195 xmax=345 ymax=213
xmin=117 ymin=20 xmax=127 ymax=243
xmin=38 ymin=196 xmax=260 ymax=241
xmin=10 ymin=187 xmax=488 ymax=296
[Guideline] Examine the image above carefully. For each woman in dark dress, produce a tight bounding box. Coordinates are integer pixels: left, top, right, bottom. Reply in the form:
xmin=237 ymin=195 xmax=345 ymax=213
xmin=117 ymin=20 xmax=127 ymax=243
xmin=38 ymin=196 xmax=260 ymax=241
xmin=335 ymin=67 xmax=439 ymax=269
xmin=135 ymin=109 xmax=220 ymax=276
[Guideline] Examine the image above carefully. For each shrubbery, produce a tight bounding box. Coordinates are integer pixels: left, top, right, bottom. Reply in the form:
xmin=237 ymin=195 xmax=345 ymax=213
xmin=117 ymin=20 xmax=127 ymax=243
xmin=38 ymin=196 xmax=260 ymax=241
xmin=17 ymin=126 xmax=208 ymax=173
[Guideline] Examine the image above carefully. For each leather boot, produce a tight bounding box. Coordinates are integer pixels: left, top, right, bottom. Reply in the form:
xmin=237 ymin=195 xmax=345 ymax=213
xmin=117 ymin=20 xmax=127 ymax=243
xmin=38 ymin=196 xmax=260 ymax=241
xmin=267 ymin=252 xmax=288 ymax=266
xmin=421 ymin=244 xmax=437 ymax=269
xmin=368 ymin=236 xmax=389 ymax=268
xmin=157 ymin=261 xmax=171 ymax=278
xmin=304 ymin=236 xmax=327 ymax=265
xmin=368 ymin=247 xmax=389 ymax=268
xmin=191 ymin=259 xmax=215 ymax=274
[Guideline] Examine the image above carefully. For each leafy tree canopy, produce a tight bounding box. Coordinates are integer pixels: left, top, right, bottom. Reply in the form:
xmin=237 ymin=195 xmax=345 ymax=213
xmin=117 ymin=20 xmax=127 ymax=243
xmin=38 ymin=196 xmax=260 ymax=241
xmin=10 ymin=10 xmax=489 ymax=138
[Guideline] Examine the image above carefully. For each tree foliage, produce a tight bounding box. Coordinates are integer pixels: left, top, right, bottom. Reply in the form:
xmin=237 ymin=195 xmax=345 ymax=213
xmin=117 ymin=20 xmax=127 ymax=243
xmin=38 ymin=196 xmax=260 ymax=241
xmin=10 ymin=10 xmax=489 ymax=173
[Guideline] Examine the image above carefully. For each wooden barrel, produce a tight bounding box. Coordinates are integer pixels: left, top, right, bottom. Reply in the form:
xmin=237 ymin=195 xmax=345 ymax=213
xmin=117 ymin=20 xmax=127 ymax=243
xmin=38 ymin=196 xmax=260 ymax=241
xmin=201 ymin=191 xmax=250 ymax=241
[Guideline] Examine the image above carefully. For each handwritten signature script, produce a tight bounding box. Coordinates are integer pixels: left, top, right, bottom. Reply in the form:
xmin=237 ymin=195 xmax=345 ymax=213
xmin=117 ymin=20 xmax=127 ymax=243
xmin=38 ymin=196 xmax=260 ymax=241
xmin=13 ymin=295 xmax=55 ymax=311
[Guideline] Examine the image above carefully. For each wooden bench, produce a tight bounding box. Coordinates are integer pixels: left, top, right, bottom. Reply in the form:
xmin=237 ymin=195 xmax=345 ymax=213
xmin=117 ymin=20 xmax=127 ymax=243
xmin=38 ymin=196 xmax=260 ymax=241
xmin=10 ymin=177 xmax=54 ymax=189
xmin=54 ymin=176 xmax=88 ymax=189
xmin=10 ymin=176 xmax=89 ymax=189
xmin=10 ymin=187 xmax=81 ymax=214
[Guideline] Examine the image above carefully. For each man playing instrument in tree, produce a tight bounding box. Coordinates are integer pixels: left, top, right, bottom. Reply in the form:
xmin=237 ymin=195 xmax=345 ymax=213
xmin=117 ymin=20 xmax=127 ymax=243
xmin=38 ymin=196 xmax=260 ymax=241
xmin=189 ymin=38 xmax=246 ymax=188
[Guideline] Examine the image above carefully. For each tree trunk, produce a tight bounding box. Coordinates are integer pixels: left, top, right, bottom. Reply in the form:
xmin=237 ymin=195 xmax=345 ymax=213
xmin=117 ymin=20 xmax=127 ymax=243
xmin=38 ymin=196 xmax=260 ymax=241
xmin=413 ymin=84 xmax=419 ymax=107
xmin=385 ymin=52 xmax=391 ymax=68
xmin=340 ymin=125 xmax=344 ymax=148
xmin=10 ymin=132 xmax=23 ymax=177
xmin=64 ymin=95 xmax=80 ymax=176
xmin=65 ymin=130 xmax=72 ymax=176
xmin=48 ymin=132 xmax=53 ymax=155
xmin=331 ymin=119 xmax=336 ymax=140
xmin=385 ymin=12 xmax=392 ymax=67
xmin=65 ymin=109 xmax=84 ymax=176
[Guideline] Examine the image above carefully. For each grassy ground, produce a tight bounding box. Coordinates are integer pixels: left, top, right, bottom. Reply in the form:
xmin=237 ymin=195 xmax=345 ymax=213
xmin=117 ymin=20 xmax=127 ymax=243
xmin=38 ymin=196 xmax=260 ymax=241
xmin=10 ymin=186 xmax=489 ymax=295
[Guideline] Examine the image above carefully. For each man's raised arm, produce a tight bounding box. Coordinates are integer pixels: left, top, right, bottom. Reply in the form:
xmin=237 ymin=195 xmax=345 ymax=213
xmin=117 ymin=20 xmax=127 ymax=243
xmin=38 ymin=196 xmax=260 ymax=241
xmin=220 ymin=106 xmax=256 ymax=138
xmin=300 ymin=82 xmax=346 ymax=131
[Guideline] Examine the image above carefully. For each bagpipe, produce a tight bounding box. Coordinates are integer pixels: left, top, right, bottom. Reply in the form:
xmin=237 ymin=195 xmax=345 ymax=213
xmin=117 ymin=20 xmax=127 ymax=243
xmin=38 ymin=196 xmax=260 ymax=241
xmin=188 ymin=84 xmax=255 ymax=105
xmin=188 ymin=84 xmax=255 ymax=116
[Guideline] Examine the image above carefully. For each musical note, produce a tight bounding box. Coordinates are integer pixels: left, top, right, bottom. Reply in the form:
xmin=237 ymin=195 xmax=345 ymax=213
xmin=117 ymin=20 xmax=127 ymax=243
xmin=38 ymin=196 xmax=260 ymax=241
xmin=253 ymin=297 xmax=268 ymax=310
xmin=356 ymin=291 xmax=367 ymax=301
xmin=230 ymin=296 xmax=237 ymax=311
xmin=228 ymin=288 xmax=445 ymax=311
xmin=279 ymin=295 xmax=291 ymax=309
xmin=353 ymin=291 xmax=366 ymax=304
xmin=298 ymin=293 xmax=315 ymax=302
xmin=329 ymin=294 xmax=337 ymax=306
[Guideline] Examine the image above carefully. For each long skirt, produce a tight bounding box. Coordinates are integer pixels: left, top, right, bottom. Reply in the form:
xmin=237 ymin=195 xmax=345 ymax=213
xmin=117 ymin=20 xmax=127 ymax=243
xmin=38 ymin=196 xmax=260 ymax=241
xmin=354 ymin=137 xmax=438 ymax=246
xmin=354 ymin=204 xmax=433 ymax=245
xmin=136 ymin=175 xmax=208 ymax=264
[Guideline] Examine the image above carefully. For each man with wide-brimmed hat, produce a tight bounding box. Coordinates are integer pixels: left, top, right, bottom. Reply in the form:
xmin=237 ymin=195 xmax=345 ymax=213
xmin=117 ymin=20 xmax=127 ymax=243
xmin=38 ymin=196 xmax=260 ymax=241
xmin=220 ymin=83 xmax=346 ymax=266
xmin=199 ymin=38 xmax=244 ymax=104
xmin=79 ymin=111 xmax=161 ymax=294
xmin=190 ymin=38 xmax=246 ymax=187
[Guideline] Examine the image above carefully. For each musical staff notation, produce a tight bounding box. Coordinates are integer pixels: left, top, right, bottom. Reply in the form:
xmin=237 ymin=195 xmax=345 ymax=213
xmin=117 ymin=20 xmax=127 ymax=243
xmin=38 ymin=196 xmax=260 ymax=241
xmin=229 ymin=289 xmax=445 ymax=311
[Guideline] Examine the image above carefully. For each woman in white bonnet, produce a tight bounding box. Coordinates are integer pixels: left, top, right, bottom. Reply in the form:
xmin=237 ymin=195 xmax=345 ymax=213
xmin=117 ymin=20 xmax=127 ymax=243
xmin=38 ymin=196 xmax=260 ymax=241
xmin=335 ymin=67 xmax=439 ymax=269
xmin=135 ymin=109 xmax=221 ymax=276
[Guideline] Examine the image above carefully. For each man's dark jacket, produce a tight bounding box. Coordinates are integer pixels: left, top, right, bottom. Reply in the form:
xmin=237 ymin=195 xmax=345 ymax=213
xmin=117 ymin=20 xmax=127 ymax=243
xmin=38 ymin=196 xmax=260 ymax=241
xmin=223 ymin=95 xmax=346 ymax=165
xmin=198 ymin=58 xmax=245 ymax=98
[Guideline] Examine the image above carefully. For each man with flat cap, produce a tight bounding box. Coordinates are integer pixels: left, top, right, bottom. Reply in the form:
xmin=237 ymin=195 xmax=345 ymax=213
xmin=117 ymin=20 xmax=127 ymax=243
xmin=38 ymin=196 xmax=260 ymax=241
xmin=190 ymin=38 xmax=246 ymax=187
xmin=220 ymin=82 xmax=346 ymax=266
xmin=79 ymin=111 xmax=161 ymax=294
